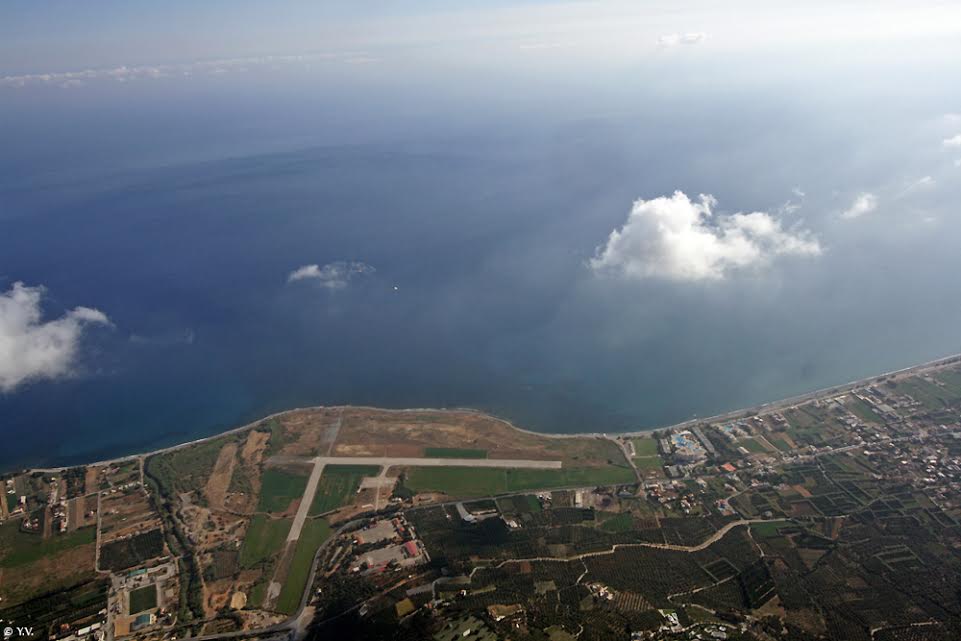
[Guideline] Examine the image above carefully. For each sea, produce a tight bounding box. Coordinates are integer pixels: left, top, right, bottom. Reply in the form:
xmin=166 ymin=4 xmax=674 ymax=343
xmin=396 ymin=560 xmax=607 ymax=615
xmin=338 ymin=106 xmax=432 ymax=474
xmin=2 ymin=68 xmax=960 ymax=472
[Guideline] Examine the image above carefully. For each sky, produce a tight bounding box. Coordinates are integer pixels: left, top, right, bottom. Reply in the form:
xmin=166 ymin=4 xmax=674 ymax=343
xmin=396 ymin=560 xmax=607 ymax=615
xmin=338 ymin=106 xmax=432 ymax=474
xmin=6 ymin=1 xmax=961 ymax=74
xmin=2 ymin=1 xmax=961 ymax=466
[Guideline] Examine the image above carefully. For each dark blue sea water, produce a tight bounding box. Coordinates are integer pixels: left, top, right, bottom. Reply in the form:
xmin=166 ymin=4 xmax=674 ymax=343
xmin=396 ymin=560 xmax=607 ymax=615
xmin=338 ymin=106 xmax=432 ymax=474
xmin=2 ymin=67 xmax=961 ymax=472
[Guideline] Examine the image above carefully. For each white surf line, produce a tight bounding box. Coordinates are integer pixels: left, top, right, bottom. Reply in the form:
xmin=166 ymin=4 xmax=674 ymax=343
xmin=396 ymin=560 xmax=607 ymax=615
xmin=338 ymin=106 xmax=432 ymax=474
xmin=287 ymin=457 xmax=327 ymax=543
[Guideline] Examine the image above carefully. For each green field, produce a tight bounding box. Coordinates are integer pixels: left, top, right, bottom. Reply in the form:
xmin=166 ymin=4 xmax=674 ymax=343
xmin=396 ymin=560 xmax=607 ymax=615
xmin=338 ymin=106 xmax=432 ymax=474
xmin=424 ymin=447 xmax=488 ymax=459
xmin=239 ymin=516 xmax=291 ymax=568
xmin=0 ymin=522 xmax=96 ymax=569
xmin=739 ymin=438 xmax=767 ymax=454
xmin=310 ymin=465 xmax=380 ymax=515
xmin=769 ymin=437 xmax=793 ymax=452
xmin=128 ymin=584 xmax=157 ymax=614
xmin=633 ymin=456 xmax=663 ymax=471
xmin=631 ymin=438 xmax=659 ymax=457
xmin=598 ymin=512 xmax=634 ymax=533
xmin=248 ymin=578 xmax=268 ymax=608
xmin=935 ymin=369 xmax=961 ymax=396
xmin=403 ymin=465 xmax=635 ymax=498
xmin=846 ymin=397 xmax=883 ymax=423
xmin=276 ymin=518 xmax=332 ymax=614
xmin=263 ymin=419 xmax=291 ymax=457
xmin=257 ymin=468 xmax=309 ymax=513
xmin=899 ymin=378 xmax=947 ymax=411
xmin=750 ymin=520 xmax=791 ymax=538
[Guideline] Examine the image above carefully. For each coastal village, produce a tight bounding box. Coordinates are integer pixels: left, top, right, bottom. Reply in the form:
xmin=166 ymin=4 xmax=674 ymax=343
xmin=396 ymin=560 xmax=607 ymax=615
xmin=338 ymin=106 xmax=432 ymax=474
xmin=3 ymin=355 xmax=961 ymax=641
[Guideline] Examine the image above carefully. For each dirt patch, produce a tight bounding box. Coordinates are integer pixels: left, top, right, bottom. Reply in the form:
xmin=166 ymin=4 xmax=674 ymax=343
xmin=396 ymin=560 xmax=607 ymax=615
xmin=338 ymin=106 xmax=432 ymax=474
xmin=180 ymin=492 xmax=246 ymax=553
xmin=67 ymin=496 xmax=84 ymax=532
xmin=791 ymin=484 xmax=813 ymax=498
xmin=753 ymin=594 xmax=786 ymax=618
xmin=790 ymin=500 xmax=819 ymax=517
xmin=206 ymin=578 xmax=237 ymax=615
xmin=236 ymin=609 xmax=286 ymax=631
xmin=224 ymin=430 xmax=271 ymax=514
xmin=84 ymin=466 xmax=100 ymax=494
xmin=230 ymin=591 xmax=247 ymax=609
xmin=205 ymin=442 xmax=239 ymax=510
xmin=242 ymin=429 xmax=270 ymax=465
xmin=113 ymin=617 xmax=132 ymax=638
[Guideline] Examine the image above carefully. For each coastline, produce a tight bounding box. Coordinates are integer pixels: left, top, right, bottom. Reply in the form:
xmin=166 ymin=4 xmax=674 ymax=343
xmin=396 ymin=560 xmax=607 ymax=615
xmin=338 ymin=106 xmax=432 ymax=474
xmin=17 ymin=350 xmax=961 ymax=477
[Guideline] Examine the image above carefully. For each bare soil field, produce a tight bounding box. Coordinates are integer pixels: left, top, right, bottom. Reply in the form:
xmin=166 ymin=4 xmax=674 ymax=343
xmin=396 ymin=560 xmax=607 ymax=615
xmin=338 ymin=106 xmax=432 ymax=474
xmin=84 ymin=466 xmax=99 ymax=494
xmin=224 ymin=430 xmax=270 ymax=514
xmin=242 ymin=429 xmax=270 ymax=465
xmin=181 ymin=500 xmax=246 ymax=552
xmin=295 ymin=408 xmax=623 ymax=466
xmin=205 ymin=442 xmax=238 ymax=510
xmin=100 ymin=491 xmax=162 ymax=543
xmin=276 ymin=407 xmax=343 ymax=456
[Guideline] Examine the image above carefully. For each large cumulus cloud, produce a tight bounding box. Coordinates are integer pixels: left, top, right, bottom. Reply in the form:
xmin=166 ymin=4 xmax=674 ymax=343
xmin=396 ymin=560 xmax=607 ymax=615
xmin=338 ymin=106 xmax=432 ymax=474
xmin=590 ymin=191 xmax=821 ymax=281
xmin=0 ymin=282 xmax=110 ymax=392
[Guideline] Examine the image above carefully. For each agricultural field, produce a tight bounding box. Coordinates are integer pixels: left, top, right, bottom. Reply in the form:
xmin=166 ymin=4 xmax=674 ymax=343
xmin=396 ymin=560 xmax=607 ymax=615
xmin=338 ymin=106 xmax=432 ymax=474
xmin=0 ymin=580 xmax=108 ymax=641
xmin=0 ymin=521 xmax=96 ymax=569
xmin=99 ymin=488 xmax=162 ymax=542
xmin=633 ymin=456 xmax=663 ymax=471
xmin=739 ymin=437 xmax=768 ymax=454
xmin=99 ymin=528 xmax=165 ymax=571
xmin=240 ymin=515 xmax=292 ymax=568
xmin=310 ymin=465 xmax=380 ymax=516
xmin=401 ymin=465 xmax=635 ymax=498
xmin=257 ymin=467 xmax=309 ymax=513
xmin=0 ymin=522 xmax=98 ymax=610
xmin=276 ymin=518 xmax=331 ymax=614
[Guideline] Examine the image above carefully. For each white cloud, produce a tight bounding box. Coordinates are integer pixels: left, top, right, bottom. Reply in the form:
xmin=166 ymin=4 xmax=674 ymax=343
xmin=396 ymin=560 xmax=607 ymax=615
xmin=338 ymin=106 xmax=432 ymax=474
xmin=657 ymin=32 xmax=707 ymax=47
xmin=841 ymin=192 xmax=878 ymax=219
xmin=0 ymin=282 xmax=110 ymax=392
xmin=589 ymin=191 xmax=820 ymax=282
xmin=287 ymin=261 xmax=375 ymax=288
xmin=943 ymin=134 xmax=961 ymax=148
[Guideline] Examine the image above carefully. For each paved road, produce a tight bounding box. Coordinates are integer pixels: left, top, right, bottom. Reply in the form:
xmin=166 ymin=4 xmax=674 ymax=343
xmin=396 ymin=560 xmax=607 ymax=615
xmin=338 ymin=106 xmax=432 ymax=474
xmin=270 ymin=455 xmax=563 ymax=470
xmin=275 ymin=453 xmax=563 ymax=545
xmin=470 ymin=519 xmax=776 ymax=576
xmin=287 ymin=457 xmax=327 ymax=543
